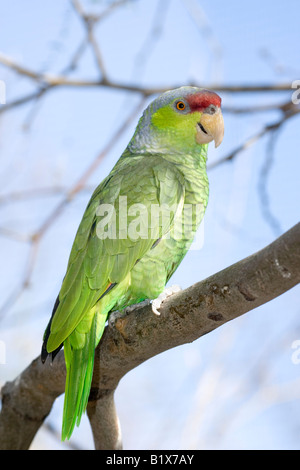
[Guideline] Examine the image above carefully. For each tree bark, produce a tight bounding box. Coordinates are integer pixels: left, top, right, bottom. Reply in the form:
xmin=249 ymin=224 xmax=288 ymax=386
xmin=0 ymin=222 xmax=299 ymax=450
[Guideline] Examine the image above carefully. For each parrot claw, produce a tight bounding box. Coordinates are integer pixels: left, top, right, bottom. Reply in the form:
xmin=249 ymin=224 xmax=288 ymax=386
xmin=109 ymin=299 xmax=151 ymax=327
xmin=151 ymin=284 xmax=182 ymax=315
xmin=109 ymin=284 xmax=182 ymax=324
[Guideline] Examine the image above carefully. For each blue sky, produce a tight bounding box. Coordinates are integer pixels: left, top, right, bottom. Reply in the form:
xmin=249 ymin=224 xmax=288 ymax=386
xmin=0 ymin=0 xmax=299 ymax=450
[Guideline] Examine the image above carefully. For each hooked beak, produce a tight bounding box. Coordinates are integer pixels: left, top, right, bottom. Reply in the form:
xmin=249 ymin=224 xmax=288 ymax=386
xmin=196 ymin=108 xmax=224 ymax=148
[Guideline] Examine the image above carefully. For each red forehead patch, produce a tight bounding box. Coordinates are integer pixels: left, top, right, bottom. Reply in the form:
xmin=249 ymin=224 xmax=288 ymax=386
xmin=186 ymin=90 xmax=221 ymax=112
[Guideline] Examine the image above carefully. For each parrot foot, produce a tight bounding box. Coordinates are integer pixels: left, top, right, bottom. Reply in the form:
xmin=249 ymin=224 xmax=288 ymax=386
xmin=151 ymin=284 xmax=182 ymax=316
xmin=108 ymin=300 xmax=151 ymax=327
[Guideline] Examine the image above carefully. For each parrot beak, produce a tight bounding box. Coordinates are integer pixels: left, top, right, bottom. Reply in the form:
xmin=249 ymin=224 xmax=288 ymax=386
xmin=196 ymin=107 xmax=224 ymax=148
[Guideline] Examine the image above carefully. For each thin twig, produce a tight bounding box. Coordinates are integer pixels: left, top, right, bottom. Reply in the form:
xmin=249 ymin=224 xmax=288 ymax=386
xmin=71 ymin=0 xmax=108 ymax=82
xmin=258 ymin=127 xmax=283 ymax=236
xmin=208 ymin=108 xmax=300 ymax=171
xmin=0 ymin=240 xmax=39 ymax=319
xmin=0 ymin=185 xmax=94 ymax=206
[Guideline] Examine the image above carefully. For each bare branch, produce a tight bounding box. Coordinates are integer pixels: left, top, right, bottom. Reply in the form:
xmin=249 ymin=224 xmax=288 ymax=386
xmin=0 ymin=352 xmax=66 ymax=450
xmin=0 ymin=89 xmax=48 ymax=115
xmin=208 ymin=106 xmax=300 ymax=170
xmin=0 ymin=240 xmax=39 ymax=320
xmin=0 ymin=185 xmax=96 ymax=206
xmin=1 ymin=222 xmax=299 ymax=449
xmin=0 ymin=52 xmax=296 ymax=94
xmin=132 ymin=0 xmax=171 ymax=80
xmin=0 ymin=97 xmax=146 ymax=318
xmin=182 ymin=0 xmax=223 ymax=82
xmin=258 ymin=127 xmax=283 ymax=236
xmin=222 ymin=100 xmax=295 ymax=114
xmin=71 ymin=0 xmax=108 ymax=82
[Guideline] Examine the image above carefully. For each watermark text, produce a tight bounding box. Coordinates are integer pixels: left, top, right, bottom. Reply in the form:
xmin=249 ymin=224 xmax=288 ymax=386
xmin=291 ymin=80 xmax=300 ymax=104
xmin=95 ymin=196 xmax=205 ymax=250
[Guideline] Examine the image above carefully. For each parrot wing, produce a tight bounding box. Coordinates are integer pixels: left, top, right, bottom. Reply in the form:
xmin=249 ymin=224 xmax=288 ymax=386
xmin=45 ymin=156 xmax=185 ymax=352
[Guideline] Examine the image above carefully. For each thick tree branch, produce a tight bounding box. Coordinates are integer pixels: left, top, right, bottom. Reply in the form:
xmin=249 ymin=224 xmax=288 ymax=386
xmin=0 ymin=352 xmax=66 ymax=450
xmin=0 ymin=222 xmax=299 ymax=449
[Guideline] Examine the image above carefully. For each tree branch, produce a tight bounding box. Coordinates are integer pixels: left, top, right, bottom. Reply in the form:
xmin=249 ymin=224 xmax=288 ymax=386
xmin=207 ymin=106 xmax=300 ymax=170
xmin=0 ymin=52 xmax=295 ymax=95
xmin=0 ymin=223 xmax=299 ymax=449
xmin=0 ymin=353 xmax=66 ymax=450
xmin=0 ymin=97 xmax=146 ymax=320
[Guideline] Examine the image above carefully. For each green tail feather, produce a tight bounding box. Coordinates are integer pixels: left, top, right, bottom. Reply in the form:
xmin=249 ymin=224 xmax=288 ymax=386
xmin=61 ymin=314 xmax=97 ymax=441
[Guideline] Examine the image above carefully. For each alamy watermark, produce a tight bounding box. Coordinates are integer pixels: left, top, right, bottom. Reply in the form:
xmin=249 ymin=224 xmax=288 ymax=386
xmin=95 ymin=196 xmax=205 ymax=250
xmin=0 ymin=80 xmax=6 ymax=104
xmin=291 ymin=340 xmax=300 ymax=365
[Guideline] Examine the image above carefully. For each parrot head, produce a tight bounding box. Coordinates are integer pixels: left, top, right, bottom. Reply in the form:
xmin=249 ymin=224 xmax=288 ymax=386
xmin=129 ymin=86 xmax=224 ymax=154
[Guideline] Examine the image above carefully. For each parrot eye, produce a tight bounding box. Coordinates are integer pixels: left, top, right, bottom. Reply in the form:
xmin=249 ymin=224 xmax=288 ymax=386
xmin=175 ymin=101 xmax=186 ymax=111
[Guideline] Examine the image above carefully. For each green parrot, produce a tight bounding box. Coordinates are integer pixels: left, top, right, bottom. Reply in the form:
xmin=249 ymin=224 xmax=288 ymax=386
xmin=41 ymin=86 xmax=224 ymax=440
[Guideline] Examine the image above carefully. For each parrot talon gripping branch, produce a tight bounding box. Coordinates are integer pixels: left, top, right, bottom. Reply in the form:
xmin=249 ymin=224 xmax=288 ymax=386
xmin=108 ymin=299 xmax=151 ymax=327
xmin=41 ymin=86 xmax=224 ymax=440
xmin=151 ymin=284 xmax=182 ymax=315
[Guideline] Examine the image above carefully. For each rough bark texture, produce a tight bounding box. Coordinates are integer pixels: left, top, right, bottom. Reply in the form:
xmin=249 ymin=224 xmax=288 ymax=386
xmin=0 ymin=222 xmax=299 ymax=450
